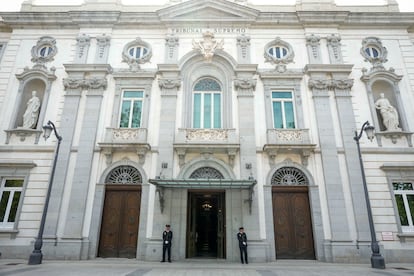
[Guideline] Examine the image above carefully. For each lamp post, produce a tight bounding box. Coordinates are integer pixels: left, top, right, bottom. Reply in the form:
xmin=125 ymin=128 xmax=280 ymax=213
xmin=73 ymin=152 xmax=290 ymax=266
xmin=28 ymin=120 xmax=62 ymax=265
xmin=354 ymin=121 xmax=385 ymax=269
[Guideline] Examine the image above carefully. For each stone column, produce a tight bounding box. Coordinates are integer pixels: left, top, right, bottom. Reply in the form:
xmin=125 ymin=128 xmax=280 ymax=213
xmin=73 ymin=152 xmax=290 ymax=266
xmin=43 ymin=78 xmax=83 ymax=240
xmin=332 ymin=78 xmax=371 ymax=242
xmin=307 ymin=77 xmax=351 ymax=243
xmin=153 ymin=64 xmax=182 ymax=235
xmin=62 ymin=76 xmax=108 ymax=241
xmin=234 ymin=75 xmax=258 ymax=234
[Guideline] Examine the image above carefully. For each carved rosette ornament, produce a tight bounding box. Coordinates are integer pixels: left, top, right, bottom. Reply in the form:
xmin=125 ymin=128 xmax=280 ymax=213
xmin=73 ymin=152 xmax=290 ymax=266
xmin=192 ymin=31 xmax=224 ymax=62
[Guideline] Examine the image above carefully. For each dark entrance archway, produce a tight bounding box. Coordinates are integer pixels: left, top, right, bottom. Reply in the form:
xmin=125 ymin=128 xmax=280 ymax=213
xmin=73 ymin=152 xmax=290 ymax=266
xmin=186 ymin=190 xmax=226 ymax=259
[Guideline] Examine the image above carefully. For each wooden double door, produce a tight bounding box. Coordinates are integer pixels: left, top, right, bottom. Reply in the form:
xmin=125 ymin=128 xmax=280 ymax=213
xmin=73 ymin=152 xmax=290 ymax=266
xmin=272 ymin=186 xmax=315 ymax=259
xmin=98 ymin=185 xmax=141 ymax=258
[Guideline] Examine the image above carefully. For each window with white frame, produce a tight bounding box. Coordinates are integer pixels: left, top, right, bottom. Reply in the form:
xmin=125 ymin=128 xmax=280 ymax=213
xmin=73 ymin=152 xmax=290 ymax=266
xmin=271 ymin=91 xmax=296 ymax=129
xmin=0 ymin=179 xmax=24 ymax=229
xmin=119 ymin=90 xmax=144 ymax=128
xmin=393 ymin=182 xmax=414 ymax=232
xmin=128 ymin=46 xmax=149 ymax=59
xmin=193 ymin=78 xmax=222 ymax=129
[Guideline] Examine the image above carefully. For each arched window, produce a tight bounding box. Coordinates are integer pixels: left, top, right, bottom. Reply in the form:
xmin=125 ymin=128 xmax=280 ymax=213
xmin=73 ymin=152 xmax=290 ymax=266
xmin=271 ymin=167 xmax=308 ymax=186
xmin=193 ymin=78 xmax=222 ymax=129
xmin=189 ymin=167 xmax=224 ymax=179
xmin=105 ymin=165 xmax=142 ymax=184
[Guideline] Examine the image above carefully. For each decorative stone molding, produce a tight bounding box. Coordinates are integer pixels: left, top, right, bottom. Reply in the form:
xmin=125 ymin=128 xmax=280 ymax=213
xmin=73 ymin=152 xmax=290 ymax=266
xmin=4 ymin=128 xmax=43 ymax=144
xmin=237 ymin=34 xmax=251 ymax=63
xmin=31 ymin=36 xmax=57 ymax=70
xmin=192 ymin=31 xmax=224 ymax=62
xmin=84 ymin=77 xmax=107 ymax=90
xmin=174 ymin=128 xmax=239 ymax=168
xmin=264 ymin=37 xmax=294 ymax=73
xmin=158 ymin=78 xmax=181 ymax=90
xmin=264 ymin=129 xmax=316 ymax=166
xmin=63 ymin=78 xmax=84 ymax=90
xmin=234 ymin=78 xmax=256 ymax=96
xmin=308 ymin=78 xmax=331 ymax=90
xmin=122 ymin=37 xmax=152 ymax=71
xmin=95 ymin=34 xmax=111 ymax=63
xmin=75 ymin=34 xmax=90 ymax=63
xmin=308 ymin=78 xmax=353 ymax=91
xmin=327 ymin=34 xmax=343 ymax=64
xmin=165 ymin=34 xmax=179 ymax=62
xmin=375 ymin=131 xmax=413 ymax=147
xmin=360 ymin=37 xmax=388 ymax=72
xmin=306 ymin=34 xmax=321 ymax=63
xmin=332 ymin=79 xmax=353 ymax=90
xmin=186 ymin=129 xmax=228 ymax=141
xmin=62 ymin=77 xmax=107 ymax=90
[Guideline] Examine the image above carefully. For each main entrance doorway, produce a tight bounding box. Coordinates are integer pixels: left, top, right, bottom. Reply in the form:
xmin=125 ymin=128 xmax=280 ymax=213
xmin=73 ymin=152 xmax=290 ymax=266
xmin=272 ymin=185 xmax=315 ymax=259
xmin=186 ymin=190 xmax=226 ymax=259
xmin=98 ymin=184 xmax=141 ymax=258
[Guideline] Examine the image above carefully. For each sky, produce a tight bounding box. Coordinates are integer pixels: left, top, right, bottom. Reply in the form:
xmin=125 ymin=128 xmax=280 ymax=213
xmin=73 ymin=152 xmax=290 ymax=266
xmin=0 ymin=0 xmax=413 ymax=12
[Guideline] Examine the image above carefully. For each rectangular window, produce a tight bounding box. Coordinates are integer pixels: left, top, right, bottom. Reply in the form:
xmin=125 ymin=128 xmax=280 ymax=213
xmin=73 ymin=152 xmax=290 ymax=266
xmin=0 ymin=179 xmax=24 ymax=229
xmin=193 ymin=92 xmax=221 ymax=129
xmin=271 ymin=91 xmax=296 ymax=129
xmin=393 ymin=182 xmax=414 ymax=232
xmin=119 ymin=91 xmax=144 ymax=128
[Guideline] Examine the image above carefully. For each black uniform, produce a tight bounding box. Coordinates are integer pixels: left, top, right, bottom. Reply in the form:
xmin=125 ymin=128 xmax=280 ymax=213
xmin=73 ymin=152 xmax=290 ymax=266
xmin=237 ymin=229 xmax=248 ymax=264
xmin=162 ymin=228 xmax=173 ymax=262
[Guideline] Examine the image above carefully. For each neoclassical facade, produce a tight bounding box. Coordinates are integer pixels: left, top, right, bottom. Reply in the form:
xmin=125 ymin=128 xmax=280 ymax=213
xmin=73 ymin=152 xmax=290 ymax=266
xmin=0 ymin=0 xmax=414 ymax=264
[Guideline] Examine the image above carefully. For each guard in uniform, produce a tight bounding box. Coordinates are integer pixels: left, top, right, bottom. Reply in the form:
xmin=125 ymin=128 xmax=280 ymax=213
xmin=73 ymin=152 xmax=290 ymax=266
xmin=237 ymin=227 xmax=248 ymax=264
xmin=161 ymin=224 xmax=173 ymax=262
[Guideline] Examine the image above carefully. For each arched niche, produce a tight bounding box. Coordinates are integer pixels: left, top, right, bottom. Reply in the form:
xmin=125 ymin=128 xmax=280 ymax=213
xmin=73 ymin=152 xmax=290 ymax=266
xmin=361 ymin=68 xmax=412 ymax=146
xmin=5 ymin=67 xmax=56 ymax=144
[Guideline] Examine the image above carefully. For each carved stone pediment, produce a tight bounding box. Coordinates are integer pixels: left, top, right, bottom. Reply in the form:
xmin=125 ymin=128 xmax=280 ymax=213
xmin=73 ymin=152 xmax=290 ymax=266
xmin=157 ymin=0 xmax=259 ymax=22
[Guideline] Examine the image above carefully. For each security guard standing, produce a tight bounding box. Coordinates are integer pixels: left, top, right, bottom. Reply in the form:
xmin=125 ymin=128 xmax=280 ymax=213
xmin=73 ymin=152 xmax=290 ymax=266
xmin=161 ymin=224 xmax=173 ymax=262
xmin=237 ymin=227 xmax=248 ymax=264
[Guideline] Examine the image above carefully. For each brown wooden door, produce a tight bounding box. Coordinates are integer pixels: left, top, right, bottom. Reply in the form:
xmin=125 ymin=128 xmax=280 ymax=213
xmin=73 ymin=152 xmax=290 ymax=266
xmin=272 ymin=186 xmax=315 ymax=259
xmin=98 ymin=185 xmax=141 ymax=258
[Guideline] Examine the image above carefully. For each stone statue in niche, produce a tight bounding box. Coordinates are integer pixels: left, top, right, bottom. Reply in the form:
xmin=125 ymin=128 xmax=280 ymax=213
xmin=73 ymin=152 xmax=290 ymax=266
xmin=375 ymin=93 xmax=401 ymax=131
xmin=22 ymin=90 xmax=41 ymax=129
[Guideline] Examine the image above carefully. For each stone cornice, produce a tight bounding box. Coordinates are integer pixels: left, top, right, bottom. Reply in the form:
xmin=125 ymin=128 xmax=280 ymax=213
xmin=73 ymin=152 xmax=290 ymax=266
xmin=1 ymin=11 xmax=414 ymax=30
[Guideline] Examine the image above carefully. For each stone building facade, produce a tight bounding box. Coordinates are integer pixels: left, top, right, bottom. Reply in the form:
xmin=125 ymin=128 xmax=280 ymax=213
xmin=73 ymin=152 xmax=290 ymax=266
xmin=0 ymin=0 xmax=413 ymax=264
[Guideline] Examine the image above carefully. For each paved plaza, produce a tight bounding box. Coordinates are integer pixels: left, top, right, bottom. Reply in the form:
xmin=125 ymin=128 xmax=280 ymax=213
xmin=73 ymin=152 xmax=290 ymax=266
xmin=1 ymin=258 xmax=414 ymax=276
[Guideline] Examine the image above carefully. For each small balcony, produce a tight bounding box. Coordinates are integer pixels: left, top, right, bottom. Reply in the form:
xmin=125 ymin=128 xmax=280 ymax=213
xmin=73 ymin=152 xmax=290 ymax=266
xmin=263 ymin=129 xmax=316 ymax=166
xmin=174 ymin=128 xmax=240 ymax=167
xmin=98 ymin=128 xmax=150 ymax=165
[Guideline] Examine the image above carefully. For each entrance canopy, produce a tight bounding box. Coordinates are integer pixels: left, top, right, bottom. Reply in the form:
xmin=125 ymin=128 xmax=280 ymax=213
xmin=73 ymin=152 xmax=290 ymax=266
xmin=149 ymin=178 xmax=257 ymax=214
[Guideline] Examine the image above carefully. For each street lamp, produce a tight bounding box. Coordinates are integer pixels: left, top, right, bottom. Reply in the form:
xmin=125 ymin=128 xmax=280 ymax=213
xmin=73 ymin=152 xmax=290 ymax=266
xmin=354 ymin=121 xmax=385 ymax=269
xmin=28 ymin=120 xmax=62 ymax=265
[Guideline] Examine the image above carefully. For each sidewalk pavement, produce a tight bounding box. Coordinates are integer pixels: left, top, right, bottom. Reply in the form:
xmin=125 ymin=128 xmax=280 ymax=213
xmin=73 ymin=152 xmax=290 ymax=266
xmin=1 ymin=258 xmax=414 ymax=276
